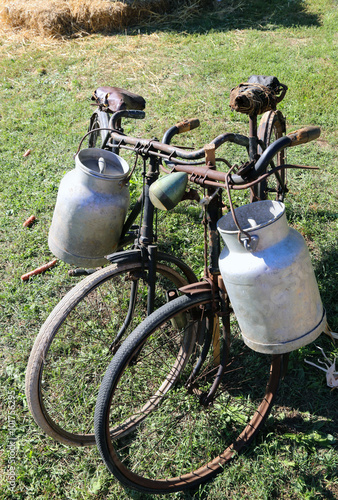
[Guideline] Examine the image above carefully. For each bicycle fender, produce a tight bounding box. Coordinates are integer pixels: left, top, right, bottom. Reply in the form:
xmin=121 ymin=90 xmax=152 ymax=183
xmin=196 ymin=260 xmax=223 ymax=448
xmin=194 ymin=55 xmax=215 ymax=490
xmin=179 ymin=281 xmax=212 ymax=296
xmin=105 ymin=249 xmax=142 ymax=265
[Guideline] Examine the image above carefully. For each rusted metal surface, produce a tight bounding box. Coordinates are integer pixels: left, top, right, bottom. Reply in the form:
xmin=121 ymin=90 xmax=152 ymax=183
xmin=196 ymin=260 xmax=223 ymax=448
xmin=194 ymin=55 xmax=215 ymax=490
xmin=248 ymin=114 xmax=258 ymax=162
xmin=178 ymin=281 xmax=211 ymax=295
xmin=204 ymin=143 xmax=216 ymax=166
xmin=175 ymin=118 xmax=200 ymax=134
xmin=287 ymin=126 xmax=321 ymax=146
xmin=206 ymin=188 xmax=221 ymax=275
xmin=109 ymin=130 xmax=249 ymax=161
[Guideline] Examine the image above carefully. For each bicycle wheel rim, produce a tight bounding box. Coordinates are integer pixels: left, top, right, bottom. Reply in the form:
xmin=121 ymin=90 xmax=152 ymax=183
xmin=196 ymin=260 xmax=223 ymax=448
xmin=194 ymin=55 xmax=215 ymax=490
xmin=256 ymin=110 xmax=286 ymax=201
xmin=88 ymin=110 xmax=110 ymax=149
xmin=95 ymin=292 xmax=282 ymax=493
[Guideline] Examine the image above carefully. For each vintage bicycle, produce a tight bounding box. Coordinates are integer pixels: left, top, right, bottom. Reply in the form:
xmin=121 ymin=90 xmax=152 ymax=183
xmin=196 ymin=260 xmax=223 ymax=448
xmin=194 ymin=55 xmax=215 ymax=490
xmin=92 ymin=77 xmax=323 ymax=493
xmin=25 ymin=90 xmax=198 ymax=447
xmin=25 ymin=76 xmax=315 ymax=453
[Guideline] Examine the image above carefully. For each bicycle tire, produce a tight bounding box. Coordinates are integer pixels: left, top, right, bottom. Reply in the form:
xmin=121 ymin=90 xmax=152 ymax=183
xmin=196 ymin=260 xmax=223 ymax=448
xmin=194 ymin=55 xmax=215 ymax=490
xmin=94 ymin=291 xmax=282 ymax=493
xmin=256 ymin=110 xmax=287 ymax=201
xmin=88 ymin=109 xmax=111 ymax=149
xmin=25 ymin=260 xmax=190 ymax=447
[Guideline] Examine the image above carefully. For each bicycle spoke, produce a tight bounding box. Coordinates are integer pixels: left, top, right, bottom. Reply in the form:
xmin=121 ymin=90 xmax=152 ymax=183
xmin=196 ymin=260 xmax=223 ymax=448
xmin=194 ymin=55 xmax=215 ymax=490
xmin=95 ymin=292 xmax=281 ymax=491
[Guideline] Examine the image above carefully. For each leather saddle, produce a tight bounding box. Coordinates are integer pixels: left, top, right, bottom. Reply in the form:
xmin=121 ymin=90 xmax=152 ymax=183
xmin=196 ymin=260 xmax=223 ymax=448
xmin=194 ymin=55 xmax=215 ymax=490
xmin=92 ymin=86 xmax=146 ymax=112
xmin=229 ymin=75 xmax=288 ymax=116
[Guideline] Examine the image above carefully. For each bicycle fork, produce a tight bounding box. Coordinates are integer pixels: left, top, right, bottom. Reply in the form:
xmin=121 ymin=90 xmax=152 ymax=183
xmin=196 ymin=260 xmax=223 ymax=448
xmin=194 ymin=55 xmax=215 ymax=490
xmin=184 ymin=278 xmax=230 ymax=407
xmin=110 ymin=155 xmax=160 ymax=352
xmin=181 ymin=187 xmax=230 ymax=406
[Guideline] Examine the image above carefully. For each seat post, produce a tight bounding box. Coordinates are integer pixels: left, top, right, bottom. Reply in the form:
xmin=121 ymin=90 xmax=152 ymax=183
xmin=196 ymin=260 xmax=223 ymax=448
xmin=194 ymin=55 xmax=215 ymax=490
xmin=249 ymin=113 xmax=259 ymax=203
xmin=248 ymin=113 xmax=258 ymax=162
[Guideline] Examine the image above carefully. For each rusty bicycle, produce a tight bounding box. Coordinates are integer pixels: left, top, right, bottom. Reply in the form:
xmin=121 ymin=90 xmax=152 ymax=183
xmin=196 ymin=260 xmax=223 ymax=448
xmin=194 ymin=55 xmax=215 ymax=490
xmin=26 ymin=76 xmax=318 ymax=457
xmin=92 ymin=77 xmax=323 ymax=493
xmin=25 ymin=89 xmax=199 ymax=448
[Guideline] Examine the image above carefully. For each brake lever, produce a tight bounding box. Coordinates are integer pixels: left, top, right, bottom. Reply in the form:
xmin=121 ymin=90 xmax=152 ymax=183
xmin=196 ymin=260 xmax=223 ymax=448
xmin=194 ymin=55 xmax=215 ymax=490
xmin=236 ymin=160 xmax=257 ymax=181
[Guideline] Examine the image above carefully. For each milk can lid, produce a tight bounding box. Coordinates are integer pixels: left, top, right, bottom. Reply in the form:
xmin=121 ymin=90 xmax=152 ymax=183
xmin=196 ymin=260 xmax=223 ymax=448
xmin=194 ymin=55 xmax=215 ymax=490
xmin=77 ymin=148 xmax=129 ymax=179
xmin=217 ymin=200 xmax=285 ymax=234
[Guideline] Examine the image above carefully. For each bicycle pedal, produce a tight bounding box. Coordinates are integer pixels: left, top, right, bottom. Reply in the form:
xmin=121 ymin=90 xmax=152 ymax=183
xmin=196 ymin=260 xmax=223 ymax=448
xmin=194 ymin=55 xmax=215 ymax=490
xmin=126 ymin=270 xmax=143 ymax=281
xmin=166 ymin=289 xmax=179 ymax=302
xmin=186 ymin=382 xmax=202 ymax=397
xmin=68 ymin=268 xmax=100 ymax=277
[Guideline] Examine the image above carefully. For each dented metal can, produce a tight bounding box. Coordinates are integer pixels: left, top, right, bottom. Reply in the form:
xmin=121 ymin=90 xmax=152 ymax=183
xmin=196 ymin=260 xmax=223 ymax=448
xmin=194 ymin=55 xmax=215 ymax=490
xmin=217 ymin=200 xmax=326 ymax=354
xmin=49 ymin=148 xmax=130 ymax=267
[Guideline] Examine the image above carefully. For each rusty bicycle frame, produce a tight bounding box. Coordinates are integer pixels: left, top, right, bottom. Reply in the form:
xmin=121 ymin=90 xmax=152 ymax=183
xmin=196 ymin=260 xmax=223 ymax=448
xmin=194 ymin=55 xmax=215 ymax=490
xmin=92 ymin=103 xmax=320 ymax=388
xmin=92 ymin=84 xmax=322 ymax=492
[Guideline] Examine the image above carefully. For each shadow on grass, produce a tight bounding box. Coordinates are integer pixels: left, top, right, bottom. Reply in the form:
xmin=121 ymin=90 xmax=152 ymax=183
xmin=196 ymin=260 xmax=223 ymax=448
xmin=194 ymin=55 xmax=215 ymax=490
xmin=119 ymin=0 xmax=321 ymax=36
xmin=124 ymin=488 xmax=211 ymax=500
xmin=53 ymin=0 xmax=323 ymax=38
xmin=114 ymin=205 xmax=336 ymax=500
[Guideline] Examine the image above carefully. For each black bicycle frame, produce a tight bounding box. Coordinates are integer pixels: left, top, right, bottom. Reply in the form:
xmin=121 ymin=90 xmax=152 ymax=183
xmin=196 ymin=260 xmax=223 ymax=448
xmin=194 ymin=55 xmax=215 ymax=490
xmin=107 ymin=150 xmax=169 ymax=319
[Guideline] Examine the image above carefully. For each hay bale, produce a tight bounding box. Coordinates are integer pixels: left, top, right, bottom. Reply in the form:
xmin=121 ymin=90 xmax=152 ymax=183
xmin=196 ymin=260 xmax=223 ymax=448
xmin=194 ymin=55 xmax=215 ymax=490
xmin=71 ymin=0 xmax=171 ymax=33
xmin=0 ymin=0 xmax=208 ymax=37
xmin=1 ymin=1 xmax=70 ymax=36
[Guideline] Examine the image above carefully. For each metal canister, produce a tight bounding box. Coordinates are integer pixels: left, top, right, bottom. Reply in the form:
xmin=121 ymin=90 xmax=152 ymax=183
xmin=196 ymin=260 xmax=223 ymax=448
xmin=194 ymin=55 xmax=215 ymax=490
xmin=217 ymin=200 xmax=326 ymax=354
xmin=48 ymin=148 xmax=130 ymax=267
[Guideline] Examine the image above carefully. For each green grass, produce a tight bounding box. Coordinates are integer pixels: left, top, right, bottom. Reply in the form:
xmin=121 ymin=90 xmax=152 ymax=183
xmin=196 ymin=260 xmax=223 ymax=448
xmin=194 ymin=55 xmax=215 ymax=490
xmin=1 ymin=0 xmax=337 ymax=498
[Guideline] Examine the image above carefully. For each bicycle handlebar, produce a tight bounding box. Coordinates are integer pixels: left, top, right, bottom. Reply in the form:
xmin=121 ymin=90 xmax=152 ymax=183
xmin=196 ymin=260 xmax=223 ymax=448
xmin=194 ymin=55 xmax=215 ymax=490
xmin=287 ymin=126 xmax=321 ymax=146
xmin=109 ymin=129 xmax=249 ymax=161
xmin=162 ymin=118 xmax=200 ymax=146
xmin=110 ymin=109 xmax=146 ymax=128
xmin=253 ymin=126 xmax=321 ymax=178
xmin=106 ymin=109 xmax=320 ymax=187
xmin=176 ymin=118 xmax=201 ymax=134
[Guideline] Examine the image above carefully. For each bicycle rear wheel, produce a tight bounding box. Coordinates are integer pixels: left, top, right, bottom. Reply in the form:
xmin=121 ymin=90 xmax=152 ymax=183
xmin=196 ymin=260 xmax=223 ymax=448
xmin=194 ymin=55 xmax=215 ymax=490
xmin=94 ymin=292 xmax=282 ymax=493
xmin=88 ymin=109 xmax=111 ymax=149
xmin=25 ymin=260 xmax=191 ymax=447
xmin=256 ymin=110 xmax=286 ymax=201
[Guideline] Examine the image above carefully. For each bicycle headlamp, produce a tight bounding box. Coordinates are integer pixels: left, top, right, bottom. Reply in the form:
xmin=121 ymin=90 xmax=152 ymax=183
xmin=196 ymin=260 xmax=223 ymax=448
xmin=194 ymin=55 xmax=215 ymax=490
xmin=149 ymin=172 xmax=188 ymax=210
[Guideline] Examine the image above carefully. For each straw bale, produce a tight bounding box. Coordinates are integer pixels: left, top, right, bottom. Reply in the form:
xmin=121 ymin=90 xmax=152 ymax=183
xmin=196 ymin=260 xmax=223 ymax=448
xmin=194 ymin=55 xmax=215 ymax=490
xmin=1 ymin=1 xmax=72 ymax=37
xmin=0 ymin=0 xmax=208 ymax=37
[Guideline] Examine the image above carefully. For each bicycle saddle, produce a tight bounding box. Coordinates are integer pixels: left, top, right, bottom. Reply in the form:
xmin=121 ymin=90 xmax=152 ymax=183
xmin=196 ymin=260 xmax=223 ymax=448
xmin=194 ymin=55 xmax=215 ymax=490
xmin=229 ymin=75 xmax=287 ymax=116
xmin=92 ymin=86 xmax=146 ymax=112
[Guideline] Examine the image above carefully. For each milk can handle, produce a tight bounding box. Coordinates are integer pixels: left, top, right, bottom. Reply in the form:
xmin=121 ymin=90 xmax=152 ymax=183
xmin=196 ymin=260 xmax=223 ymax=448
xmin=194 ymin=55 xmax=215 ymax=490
xmin=225 ymin=165 xmax=259 ymax=252
xmin=242 ymin=235 xmax=259 ymax=251
xmin=74 ymin=128 xmax=115 ymax=157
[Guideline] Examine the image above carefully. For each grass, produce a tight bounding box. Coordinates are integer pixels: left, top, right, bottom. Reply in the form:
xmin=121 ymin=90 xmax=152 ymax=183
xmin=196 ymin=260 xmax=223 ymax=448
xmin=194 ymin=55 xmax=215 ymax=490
xmin=0 ymin=0 xmax=337 ymax=498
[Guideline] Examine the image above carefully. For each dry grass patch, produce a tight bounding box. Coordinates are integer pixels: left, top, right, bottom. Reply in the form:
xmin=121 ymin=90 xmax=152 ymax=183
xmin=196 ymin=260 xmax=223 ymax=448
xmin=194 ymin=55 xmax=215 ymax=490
xmin=0 ymin=0 xmax=208 ymax=38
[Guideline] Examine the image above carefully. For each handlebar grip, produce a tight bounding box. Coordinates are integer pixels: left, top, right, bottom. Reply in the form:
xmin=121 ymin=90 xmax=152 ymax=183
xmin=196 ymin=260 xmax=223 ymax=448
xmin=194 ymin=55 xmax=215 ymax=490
xmin=125 ymin=110 xmax=146 ymax=120
xmin=287 ymin=126 xmax=321 ymax=146
xmin=175 ymin=118 xmax=200 ymax=134
xmin=110 ymin=109 xmax=145 ymax=129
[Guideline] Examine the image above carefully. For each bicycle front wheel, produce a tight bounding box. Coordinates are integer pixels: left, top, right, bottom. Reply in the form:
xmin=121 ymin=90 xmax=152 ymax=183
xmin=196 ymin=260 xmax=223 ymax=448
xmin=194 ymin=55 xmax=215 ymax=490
xmin=94 ymin=292 xmax=282 ymax=494
xmin=25 ymin=260 xmax=190 ymax=447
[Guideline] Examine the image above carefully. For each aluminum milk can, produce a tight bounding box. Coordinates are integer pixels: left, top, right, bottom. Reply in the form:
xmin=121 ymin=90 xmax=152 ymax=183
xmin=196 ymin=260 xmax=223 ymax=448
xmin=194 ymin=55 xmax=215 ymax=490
xmin=217 ymin=200 xmax=326 ymax=354
xmin=48 ymin=148 xmax=130 ymax=267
